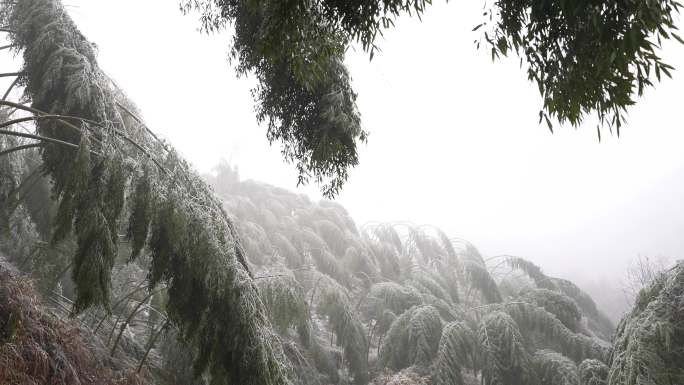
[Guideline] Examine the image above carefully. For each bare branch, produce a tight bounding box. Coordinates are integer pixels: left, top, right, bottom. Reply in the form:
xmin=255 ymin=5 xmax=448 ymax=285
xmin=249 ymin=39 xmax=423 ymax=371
xmin=136 ymin=318 xmax=170 ymax=373
xmin=0 ymin=128 xmax=83 ymax=152
xmin=110 ymin=288 xmax=166 ymax=356
xmin=0 ymin=142 xmax=41 ymax=157
xmin=115 ymin=101 xmax=169 ymax=151
xmin=2 ymin=76 xmax=20 ymax=101
xmin=0 ymin=71 xmax=22 ymax=77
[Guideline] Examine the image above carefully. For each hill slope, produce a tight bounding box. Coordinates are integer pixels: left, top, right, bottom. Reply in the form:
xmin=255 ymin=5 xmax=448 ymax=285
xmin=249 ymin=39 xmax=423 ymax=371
xmin=205 ymin=164 xmax=616 ymax=384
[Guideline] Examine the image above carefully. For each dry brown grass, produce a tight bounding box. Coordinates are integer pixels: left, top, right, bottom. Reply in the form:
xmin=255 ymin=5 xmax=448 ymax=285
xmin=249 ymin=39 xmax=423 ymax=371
xmin=0 ymin=265 xmax=147 ymax=385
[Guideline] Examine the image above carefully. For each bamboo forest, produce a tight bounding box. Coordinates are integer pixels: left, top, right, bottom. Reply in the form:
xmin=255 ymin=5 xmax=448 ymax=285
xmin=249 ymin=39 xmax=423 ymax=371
xmin=1 ymin=0 xmax=684 ymax=384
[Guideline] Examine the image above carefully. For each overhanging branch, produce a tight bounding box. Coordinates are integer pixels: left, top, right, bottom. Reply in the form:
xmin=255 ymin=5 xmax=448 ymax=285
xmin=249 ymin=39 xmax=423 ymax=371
xmin=0 ymin=100 xmax=170 ymax=176
xmin=0 ymin=128 xmax=85 ymax=152
xmin=0 ymin=142 xmax=42 ymax=157
xmin=115 ymin=101 xmax=170 ymax=151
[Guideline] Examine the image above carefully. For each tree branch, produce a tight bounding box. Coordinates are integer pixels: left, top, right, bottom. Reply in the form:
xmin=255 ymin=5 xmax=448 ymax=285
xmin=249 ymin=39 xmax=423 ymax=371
xmin=110 ymin=288 xmax=166 ymax=356
xmin=0 ymin=142 xmax=41 ymax=157
xmin=0 ymin=128 xmax=84 ymax=152
xmin=0 ymin=100 xmax=171 ymax=176
xmin=136 ymin=318 xmax=170 ymax=373
xmin=115 ymin=101 xmax=169 ymax=151
xmin=0 ymin=114 xmax=87 ymax=131
xmin=93 ymin=280 xmax=149 ymax=333
xmin=2 ymin=76 xmax=19 ymax=101
xmin=0 ymin=71 xmax=22 ymax=77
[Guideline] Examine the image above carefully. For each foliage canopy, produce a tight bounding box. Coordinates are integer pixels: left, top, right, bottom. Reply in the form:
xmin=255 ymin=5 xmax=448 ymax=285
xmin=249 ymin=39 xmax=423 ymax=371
xmin=183 ymin=0 xmax=683 ymax=195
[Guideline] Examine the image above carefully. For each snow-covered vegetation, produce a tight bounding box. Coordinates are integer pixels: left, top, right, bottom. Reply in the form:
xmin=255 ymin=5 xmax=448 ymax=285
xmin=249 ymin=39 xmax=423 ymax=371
xmin=1 ymin=1 xmax=683 ymax=384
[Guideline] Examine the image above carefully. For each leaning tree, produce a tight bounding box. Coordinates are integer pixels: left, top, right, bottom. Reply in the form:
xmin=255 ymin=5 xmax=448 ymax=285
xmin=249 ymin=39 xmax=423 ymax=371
xmin=0 ymin=1 xmax=291 ymax=384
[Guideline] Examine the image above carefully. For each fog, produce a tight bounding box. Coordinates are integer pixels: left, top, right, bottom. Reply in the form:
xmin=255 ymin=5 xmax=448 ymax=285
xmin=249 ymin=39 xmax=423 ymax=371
xmin=67 ymin=1 xmax=684 ymax=318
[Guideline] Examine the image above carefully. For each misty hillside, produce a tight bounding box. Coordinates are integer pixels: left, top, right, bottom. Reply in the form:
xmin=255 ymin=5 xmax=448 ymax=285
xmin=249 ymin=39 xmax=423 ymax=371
xmin=4 ymin=156 xmax=684 ymax=384
xmin=205 ymin=162 xmax=621 ymax=384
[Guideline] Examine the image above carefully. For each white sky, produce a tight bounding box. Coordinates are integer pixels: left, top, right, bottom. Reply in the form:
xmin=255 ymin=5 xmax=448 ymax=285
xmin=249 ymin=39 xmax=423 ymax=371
xmin=62 ymin=0 xmax=684 ymax=288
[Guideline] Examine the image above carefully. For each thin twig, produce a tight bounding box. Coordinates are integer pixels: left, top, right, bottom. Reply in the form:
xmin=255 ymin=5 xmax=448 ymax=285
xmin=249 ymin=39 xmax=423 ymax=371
xmin=94 ymin=280 xmax=148 ymax=333
xmin=110 ymin=288 xmax=165 ymax=356
xmin=136 ymin=318 xmax=170 ymax=373
xmin=2 ymin=76 xmax=20 ymax=101
xmin=0 ymin=128 xmax=87 ymax=152
xmin=0 ymin=114 xmax=85 ymax=131
xmin=115 ymin=101 xmax=169 ymax=151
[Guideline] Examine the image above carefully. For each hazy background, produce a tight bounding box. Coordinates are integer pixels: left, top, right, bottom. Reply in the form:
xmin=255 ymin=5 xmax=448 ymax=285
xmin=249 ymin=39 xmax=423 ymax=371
xmin=56 ymin=1 xmax=684 ymax=317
